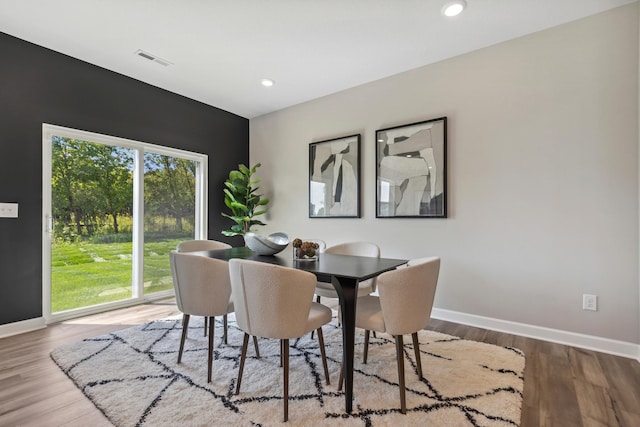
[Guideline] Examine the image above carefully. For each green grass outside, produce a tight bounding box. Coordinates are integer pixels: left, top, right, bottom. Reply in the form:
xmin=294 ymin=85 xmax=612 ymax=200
xmin=51 ymin=238 xmax=184 ymax=312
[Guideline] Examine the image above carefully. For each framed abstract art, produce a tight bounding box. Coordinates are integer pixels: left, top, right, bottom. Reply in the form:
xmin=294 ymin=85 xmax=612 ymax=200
xmin=376 ymin=117 xmax=447 ymax=218
xmin=309 ymin=134 xmax=361 ymax=218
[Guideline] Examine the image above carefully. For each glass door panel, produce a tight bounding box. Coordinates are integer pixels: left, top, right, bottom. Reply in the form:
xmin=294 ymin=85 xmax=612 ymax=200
xmin=50 ymin=136 xmax=134 ymax=312
xmin=143 ymin=153 xmax=197 ymax=295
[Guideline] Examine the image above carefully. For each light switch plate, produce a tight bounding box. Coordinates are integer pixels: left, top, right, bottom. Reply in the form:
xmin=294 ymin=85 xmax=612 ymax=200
xmin=0 ymin=202 xmax=18 ymax=218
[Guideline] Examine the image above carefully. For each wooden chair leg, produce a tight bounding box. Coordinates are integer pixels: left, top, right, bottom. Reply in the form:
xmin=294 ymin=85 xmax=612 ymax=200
xmin=412 ymin=332 xmax=423 ymax=379
xmin=280 ymin=340 xmax=284 ymax=367
xmin=395 ymin=335 xmax=406 ymax=414
xmin=282 ymin=338 xmax=289 ymax=422
xmin=338 ymin=365 xmax=343 ymax=391
xmin=178 ymin=314 xmax=190 ymax=363
xmin=363 ymin=330 xmax=370 ymax=364
xmin=252 ymin=335 xmax=261 ymax=359
xmin=204 ymin=316 xmax=208 ymax=336
xmin=316 ymin=327 xmax=330 ymax=385
xmin=207 ymin=316 xmax=215 ymax=382
xmin=223 ymin=314 xmax=228 ymax=344
xmin=311 ymin=296 xmax=321 ymax=339
xmin=235 ymin=333 xmax=250 ymax=394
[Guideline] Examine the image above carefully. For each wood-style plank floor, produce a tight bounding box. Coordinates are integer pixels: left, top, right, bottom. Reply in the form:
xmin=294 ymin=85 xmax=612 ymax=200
xmin=0 ymin=299 xmax=638 ymax=426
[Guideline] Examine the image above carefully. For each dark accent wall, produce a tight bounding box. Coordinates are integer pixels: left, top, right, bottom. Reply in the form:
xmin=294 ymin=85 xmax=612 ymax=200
xmin=0 ymin=32 xmax=249 ymax=326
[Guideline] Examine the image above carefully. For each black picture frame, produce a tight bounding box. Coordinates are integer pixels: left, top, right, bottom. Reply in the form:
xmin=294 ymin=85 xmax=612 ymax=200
xmin=309 ymin=134 xmax=361 ymax=218
xmin=376 ymin=117 xmax=447 ymax=218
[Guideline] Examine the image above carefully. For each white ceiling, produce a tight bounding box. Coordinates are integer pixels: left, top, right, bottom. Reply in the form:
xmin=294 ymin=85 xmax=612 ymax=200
xmin=0 ymin=0 xmax=635 ymax=119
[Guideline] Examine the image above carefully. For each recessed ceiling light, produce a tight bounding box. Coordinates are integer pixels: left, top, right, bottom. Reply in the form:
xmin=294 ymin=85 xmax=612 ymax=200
xmin=442 ymin=0 xmax=467 ymax=17
xmin=261 ymin=78 xmax=275 ymax=87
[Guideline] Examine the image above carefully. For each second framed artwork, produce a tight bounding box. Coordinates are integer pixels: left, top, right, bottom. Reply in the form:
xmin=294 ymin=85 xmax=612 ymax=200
xmin=376 ymin=117 xmax=447 ymax=218
xmin=309 ymin=134 xmax=361 ymax=218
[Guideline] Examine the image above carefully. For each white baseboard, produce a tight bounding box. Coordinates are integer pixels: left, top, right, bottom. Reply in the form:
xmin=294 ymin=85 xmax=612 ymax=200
xmin=0 ymin=317 xmax=46 ymax=339
xmin=3 ymin=308 xmax=637 ymax=362
xmin=431 ymin=308 xmax=640 ymax=362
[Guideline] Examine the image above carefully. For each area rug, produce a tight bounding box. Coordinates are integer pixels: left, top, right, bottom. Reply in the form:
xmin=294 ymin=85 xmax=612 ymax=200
xmin=51 ymin=315 xmax=525 ymax=426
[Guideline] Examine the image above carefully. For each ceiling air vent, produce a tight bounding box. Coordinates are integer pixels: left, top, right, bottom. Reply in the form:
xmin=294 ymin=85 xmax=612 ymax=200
xmin=134 ymin=49 xmax=172 ymax=67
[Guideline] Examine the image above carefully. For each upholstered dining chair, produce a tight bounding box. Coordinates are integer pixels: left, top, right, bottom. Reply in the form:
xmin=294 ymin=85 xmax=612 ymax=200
xmin=314 ymin=241 xmax=380 ymax=302
xmin=229 ymin=258 xmax=332 ymax=422
xmin=176 ymin=239 xmax=231 ymax=253
xmin=176 ymin=239 xmax=232 ymax=339
xmin=339 ymin=256 xmax=440 ymax=414
xmin=170 ymin=251 xmax=259 ymax=383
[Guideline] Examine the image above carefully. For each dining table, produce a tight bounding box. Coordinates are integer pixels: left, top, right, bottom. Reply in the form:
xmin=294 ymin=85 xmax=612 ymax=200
xmin=191 ymin=246 xmax=408 ymax=413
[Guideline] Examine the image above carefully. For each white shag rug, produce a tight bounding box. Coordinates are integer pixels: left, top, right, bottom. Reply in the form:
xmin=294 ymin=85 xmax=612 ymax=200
xmin=51 ymin=315 xmax=524 ymax=426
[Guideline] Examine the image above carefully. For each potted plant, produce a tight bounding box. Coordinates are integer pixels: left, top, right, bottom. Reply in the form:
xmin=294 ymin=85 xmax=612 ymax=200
xmin=221 ymin=163 xmax=270 ymax=237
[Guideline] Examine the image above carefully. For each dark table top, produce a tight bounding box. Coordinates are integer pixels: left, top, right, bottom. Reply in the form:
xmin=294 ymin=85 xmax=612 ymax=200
xmin=191 ymin=246 xmax=407 ymax=282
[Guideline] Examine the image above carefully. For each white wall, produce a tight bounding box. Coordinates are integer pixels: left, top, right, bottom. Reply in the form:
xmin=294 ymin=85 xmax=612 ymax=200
xmin=250 ymin=4 xmax=639 ymax=346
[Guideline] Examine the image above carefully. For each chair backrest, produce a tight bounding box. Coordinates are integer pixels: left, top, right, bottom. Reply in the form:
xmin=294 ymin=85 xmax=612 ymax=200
xmin=177 ymin=239 xmax=232 ymax=252
xmin=325 ymin=241 xmax=379 ymax=258
xmin=376 ymin=257 xmax=440 ymax=336
xmin=325 ymin=241 xmax=380 ymax=288
xmin=228 ymin=258 xmax=317 ymax=339
xmin=170 ymin=251 xmax=232 ymax=317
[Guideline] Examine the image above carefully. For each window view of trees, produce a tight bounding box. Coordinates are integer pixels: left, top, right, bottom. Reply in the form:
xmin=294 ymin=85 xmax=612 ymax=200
xmin=52 ymin=136 xmax=134 ymax=241
xmin=51 ymin=136 xmax=197 ymax=312
xmin=143 ymin=153 xmax=197 ymax=294
xmin=144 ymin=153 xmax=196 ymax=237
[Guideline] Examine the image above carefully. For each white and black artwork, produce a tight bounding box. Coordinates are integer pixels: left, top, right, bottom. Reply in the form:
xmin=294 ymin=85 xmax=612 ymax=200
xmin=376 ymin=117 xmax=447 ymax=218
xmin=309 ymin=134 xmax=360 ymax=218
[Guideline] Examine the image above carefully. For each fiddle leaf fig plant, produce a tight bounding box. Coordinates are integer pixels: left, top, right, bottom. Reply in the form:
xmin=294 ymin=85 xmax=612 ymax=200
xmin=221 ymin=163 xmax=270 ymax=237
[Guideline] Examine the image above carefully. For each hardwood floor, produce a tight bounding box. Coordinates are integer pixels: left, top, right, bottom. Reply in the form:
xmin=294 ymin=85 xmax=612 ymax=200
xmin=426 ymin=319 xmax=640 ymax=427
xmin=0 ymin=299 xmax=638 ymax=426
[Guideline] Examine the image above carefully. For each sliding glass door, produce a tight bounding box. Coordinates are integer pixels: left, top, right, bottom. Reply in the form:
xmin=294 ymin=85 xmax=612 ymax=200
xmin=43 ymin=124 xmax=207 ymax=322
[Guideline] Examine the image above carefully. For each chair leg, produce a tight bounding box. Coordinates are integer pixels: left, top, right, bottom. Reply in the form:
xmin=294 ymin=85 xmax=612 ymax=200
xmin=204 ymin=316 xmax=208 ymax=336
xmin=252 ymin=335 xmax=261 ymax=359
xmin=207 ymin=316 xmax=215 ymax=382
xmin=412 ymin=332 xmax=423 ymax=379
xmin=223 ymin=314 xmax=228 ymax=344
xmin=338 ymin=365 xmax=343 ymax=391
xmin=363 ymin=330 xmax=370 ymax=364
xmin=316 ymin=327 xmax=330 ymax=385
xmin=282 ymin=338 xmax=289 ymax=422
xmin=311 ymin=296 xmax=321 ymax=340
xmin=178 ymin=314 xmax=190 ymax=363
xmin=280 ymin=340 xmax=284 ymax=367
xmin=235 ymin=333 xmax=250 ymax=394
xmin=395 ymin=335 xmax=406 ymax=414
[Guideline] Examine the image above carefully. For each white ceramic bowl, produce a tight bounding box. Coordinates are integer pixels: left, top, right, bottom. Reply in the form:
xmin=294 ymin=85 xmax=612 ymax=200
xmin=244 ymin=232 xmax=290 ymax=255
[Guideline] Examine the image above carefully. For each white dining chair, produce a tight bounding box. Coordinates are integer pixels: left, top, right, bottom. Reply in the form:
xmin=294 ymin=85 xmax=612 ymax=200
xmin=176 ymin=239 xmax=232 ymax=339
xmin=229 ymin=258 xmax=332 ymax=422
xmin=177 ymin=239 xmax=231 ymax=253
xmin=170 ymin=251 xmax=259 ymax=382
xmin=314 ymin=241 xmax=380 ymax=302
xmin=339 ymin=256 xmax=440 ymax=414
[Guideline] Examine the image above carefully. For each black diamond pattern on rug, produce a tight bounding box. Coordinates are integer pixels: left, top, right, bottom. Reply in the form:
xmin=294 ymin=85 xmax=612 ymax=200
xmin=51 ymin=315 xmax=524 ymax=426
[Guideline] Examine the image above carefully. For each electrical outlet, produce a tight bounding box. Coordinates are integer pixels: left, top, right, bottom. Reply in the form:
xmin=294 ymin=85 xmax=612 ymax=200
xmin=0 ymin=202 xmax=18 ymax=218
xmin=582 ymin=294 xmax=597 ymax=311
